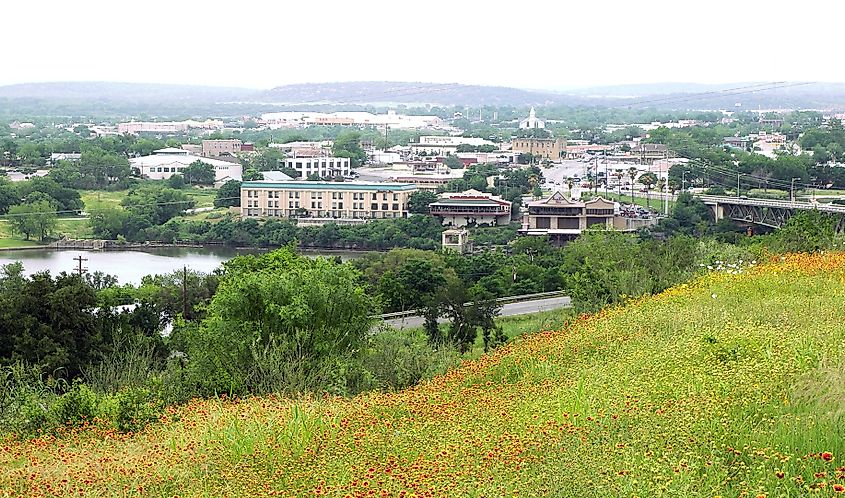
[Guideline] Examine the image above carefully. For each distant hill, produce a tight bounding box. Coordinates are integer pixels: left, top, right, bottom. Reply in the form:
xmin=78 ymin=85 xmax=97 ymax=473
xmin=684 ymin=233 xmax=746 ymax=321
xmin=4 ymin=80 xmax=845 ymax=117
xmin=566 ymin=81 xmax=845 ymax=110
xmin=254 ymin=81 xmax=571 ymax=107
xmin=0 ymin=81 xmax=251 ymax=103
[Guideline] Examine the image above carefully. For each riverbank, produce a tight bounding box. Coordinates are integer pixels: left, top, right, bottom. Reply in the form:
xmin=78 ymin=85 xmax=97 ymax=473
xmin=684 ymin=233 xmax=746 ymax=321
xmin=0 ymin=245 xmax=370 ymax=284
xmin=0 ymin=239 xmax=380 ymax=256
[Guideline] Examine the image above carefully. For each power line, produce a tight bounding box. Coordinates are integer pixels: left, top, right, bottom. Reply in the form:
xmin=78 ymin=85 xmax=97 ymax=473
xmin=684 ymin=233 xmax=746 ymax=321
xmin=0 ymin=196 xmax=239 ymax=220
xmin=621 ymin=81 xmax=817 ymax=109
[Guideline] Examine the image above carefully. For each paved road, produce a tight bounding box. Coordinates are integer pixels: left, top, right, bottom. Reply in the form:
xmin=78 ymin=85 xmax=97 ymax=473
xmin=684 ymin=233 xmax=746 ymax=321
xmin=383 ymin=296 xmax=572 ymax=330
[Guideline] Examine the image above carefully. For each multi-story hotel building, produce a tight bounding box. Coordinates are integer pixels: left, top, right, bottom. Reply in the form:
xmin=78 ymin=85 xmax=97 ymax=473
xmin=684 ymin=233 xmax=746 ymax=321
xmin=240 ymin=181 xmax=417 ymax=225
xmin=429 ymin=189 xmax=512 ymax=227
xmin=283 ymin=156 xmax=352 ymax=178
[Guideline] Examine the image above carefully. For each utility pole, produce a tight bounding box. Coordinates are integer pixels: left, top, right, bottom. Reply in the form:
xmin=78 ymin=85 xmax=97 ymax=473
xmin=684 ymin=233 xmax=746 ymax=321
xmin=73 ymin=255 xmax=88 ymax=277
xmin=594 ymin=155 xmax=599 ymax=195
xmin=737 ymin=173 xmax=741 ymax=197
xmin=182 ymin=265 xmax=188 ymax=319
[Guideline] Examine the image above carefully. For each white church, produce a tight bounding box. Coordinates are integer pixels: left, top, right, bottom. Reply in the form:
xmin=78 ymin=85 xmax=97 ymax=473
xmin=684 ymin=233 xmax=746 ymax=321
xmin=519 ymin=107 xmax=545 ymax=129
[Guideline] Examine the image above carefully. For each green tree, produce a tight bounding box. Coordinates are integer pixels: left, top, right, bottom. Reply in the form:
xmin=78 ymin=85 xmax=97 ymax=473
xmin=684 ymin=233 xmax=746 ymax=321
xmin=214 ymin=180 xmax=242 ymax=208
xmin=0 ymin=179 xmax=21 ymax=214
xmin=182 ymin=248 xmax=375 ymax=395
xmin=89 ymin=207 xmax=131 ymax=239
xmin=627 ymin=167 xmax=639 ymax=204
xmin=638 ymin=172 xmax=658 ymax=208
xmin=8 ymin=200 xmax=57 ymax=241
xmin=770 ymin=210 xmax=841 ymax=253
xmin=182 ymin=160 xmax=215 ymax=186
xmin=443 ymin=155 xmax=463 ymax=169
xmin=121 ymin=186 xmax=195 ymax=226
xmin=408 ymin=191 xmax=438 ymax=214
xmin=332 ymin=131 xmax=367 ymax=167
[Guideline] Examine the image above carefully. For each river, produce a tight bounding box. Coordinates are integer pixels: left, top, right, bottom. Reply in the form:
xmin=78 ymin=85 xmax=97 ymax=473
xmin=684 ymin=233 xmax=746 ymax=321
xmin=0 ymin=247 xmax=365 ymax=285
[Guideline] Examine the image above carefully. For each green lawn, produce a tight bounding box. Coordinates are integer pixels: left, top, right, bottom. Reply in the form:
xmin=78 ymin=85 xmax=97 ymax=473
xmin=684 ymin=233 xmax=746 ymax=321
xmin=0 ymin=238 xmax=43 ymax=249
xmin=601 ymin=191 xmax=675 ymax=212
xmin=185 ymin=188 xmax=218 ymax=207
xmin=55 ymin=218 xmax=93 ymax=239
xmin=79 ymin=190 xmax=129 ymax=212
xmin=81 ymin=187 xmax=218 ymax=212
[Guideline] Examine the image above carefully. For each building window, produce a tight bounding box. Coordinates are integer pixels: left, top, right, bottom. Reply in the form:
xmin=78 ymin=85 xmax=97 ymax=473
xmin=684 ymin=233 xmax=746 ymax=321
xmin=382 ymin=203 xmax=388 ymax=210
xmin=371 ymin=203 xmax=378 ymax=210
xmin=392 ymin=203 xmax=399 ymax=211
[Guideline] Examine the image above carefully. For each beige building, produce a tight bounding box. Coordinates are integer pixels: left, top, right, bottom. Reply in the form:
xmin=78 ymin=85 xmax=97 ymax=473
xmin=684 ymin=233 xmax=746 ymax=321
xmin=240 ymin=180 xmax=417 ymax=225
xmin=630 ymin=143 xmax=669 ymax=164
xmin=520 ymin=192 xmax=618 ymax=242
xmin=202 ymin=139 xmax=242 ymax=157
xmin=429 ymin=189 xmax=512 ymax=227
xmin=511 ymin=137 xmax=566 ymax=161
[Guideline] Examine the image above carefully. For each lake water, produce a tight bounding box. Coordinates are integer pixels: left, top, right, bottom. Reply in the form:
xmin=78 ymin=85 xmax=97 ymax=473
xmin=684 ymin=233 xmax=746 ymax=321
xmin=0 ymin=247 xmax=364 ymax=285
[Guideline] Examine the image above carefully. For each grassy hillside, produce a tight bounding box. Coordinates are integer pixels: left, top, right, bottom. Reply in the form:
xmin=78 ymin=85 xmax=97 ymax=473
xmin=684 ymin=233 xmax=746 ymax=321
xmin=3 ymin=253 xmax=845 ymax=496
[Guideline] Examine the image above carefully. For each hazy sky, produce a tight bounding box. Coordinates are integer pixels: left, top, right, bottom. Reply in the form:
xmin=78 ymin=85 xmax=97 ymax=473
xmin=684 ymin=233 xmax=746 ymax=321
xmin=4 ymin=0 xmax=842 ymax=90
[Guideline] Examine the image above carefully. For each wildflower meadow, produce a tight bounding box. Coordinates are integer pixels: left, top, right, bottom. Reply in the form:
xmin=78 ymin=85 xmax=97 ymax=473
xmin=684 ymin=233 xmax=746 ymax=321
xmin=2 ymin=252 xmax=845 ymax=497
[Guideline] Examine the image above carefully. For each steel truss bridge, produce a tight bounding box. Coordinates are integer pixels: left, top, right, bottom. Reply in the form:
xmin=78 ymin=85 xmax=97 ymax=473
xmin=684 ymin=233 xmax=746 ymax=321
xmin=699 ymin=195 xmax=845 ymax=232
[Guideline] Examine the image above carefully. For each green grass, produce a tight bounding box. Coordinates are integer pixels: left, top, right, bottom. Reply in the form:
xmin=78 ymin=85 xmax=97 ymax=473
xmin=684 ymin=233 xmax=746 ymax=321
xmin=55 ymin=218 xmax=93 ymax=239
xmin=5 ymin=253 xmax=845 ymax=496
xmin=81 ymin=187 xmax=218 ymax=213
xmin=0 ymin=238 xmax=43 ymax=248
xmin=185 ymin=188 xmax=218 ymax=208
xmin=601 ymin=191 xmax=675 ymax=212
xmin=80 ymin=190 xmax=129 ymax=211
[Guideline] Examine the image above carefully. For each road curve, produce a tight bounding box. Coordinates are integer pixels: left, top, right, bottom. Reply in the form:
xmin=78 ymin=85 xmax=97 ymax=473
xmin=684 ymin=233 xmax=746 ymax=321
xmin=383 ymin=296 xmax=572 ymax=330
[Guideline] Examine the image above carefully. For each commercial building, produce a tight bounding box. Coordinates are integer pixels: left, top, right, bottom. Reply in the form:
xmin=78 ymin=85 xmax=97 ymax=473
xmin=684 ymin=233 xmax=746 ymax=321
xmin=240 ymin=180 xmax=417 ymax=224
xmin=260 ymin=110 xmax=450 ymax=131
xmin=511 ymin=137 xmax=566 ymax=161
xmin=283 ymin=156 xmax=352 ymax=178
xmin=117 ymin=119 xmax=223 ymax=135
xmin=630 ymin=143 xmax=669 ymax=164
xmin=49 ymin=152 xmax=82 ymax=165
xmin=391 ymin=175 xmax=453 ymax=192
xmin=130 ymin=148 xmax=242 ymax=184
xmin=202 ymin=139 xmax=242 ymax=157
xmin=519 ymin=192 xmax=618 ymax=242
xmin=268 ymin=140 xmax=331 ymax=157
xmin=410 ymin=136 xmax=497 ymax=156
xmin=429 ymin=189 xmax=512 ymax=227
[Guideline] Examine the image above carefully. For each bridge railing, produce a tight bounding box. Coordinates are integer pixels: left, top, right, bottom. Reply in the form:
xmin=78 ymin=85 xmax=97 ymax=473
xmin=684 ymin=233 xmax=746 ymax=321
xmin=377 ymin=290 xmax=569 ymax=321
xmin=698 ymin=195 xmax=845 ymax=214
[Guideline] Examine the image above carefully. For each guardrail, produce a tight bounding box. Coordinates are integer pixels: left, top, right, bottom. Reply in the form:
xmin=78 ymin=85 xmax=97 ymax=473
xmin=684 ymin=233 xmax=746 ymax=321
xmin=377 ymin=290 xmax=569 ymax=320
xmin=698 ymin=195 xmax=845 ymax=214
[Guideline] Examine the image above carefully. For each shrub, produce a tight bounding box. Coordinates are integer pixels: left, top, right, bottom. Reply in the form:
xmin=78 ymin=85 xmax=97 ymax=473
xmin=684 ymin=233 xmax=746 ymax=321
xmin=48 ymin=383 xmax=98 ymax=427
xmin=357 ymin=327 xmax=461 ymax=392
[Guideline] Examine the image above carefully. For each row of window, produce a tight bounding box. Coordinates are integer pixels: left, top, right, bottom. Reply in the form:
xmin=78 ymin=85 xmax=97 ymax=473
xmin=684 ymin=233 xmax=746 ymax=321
xmin=246 ymin=190 xmax=402 ymax=201
xmin=244 ymin=209 xmax=406 ymax=220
